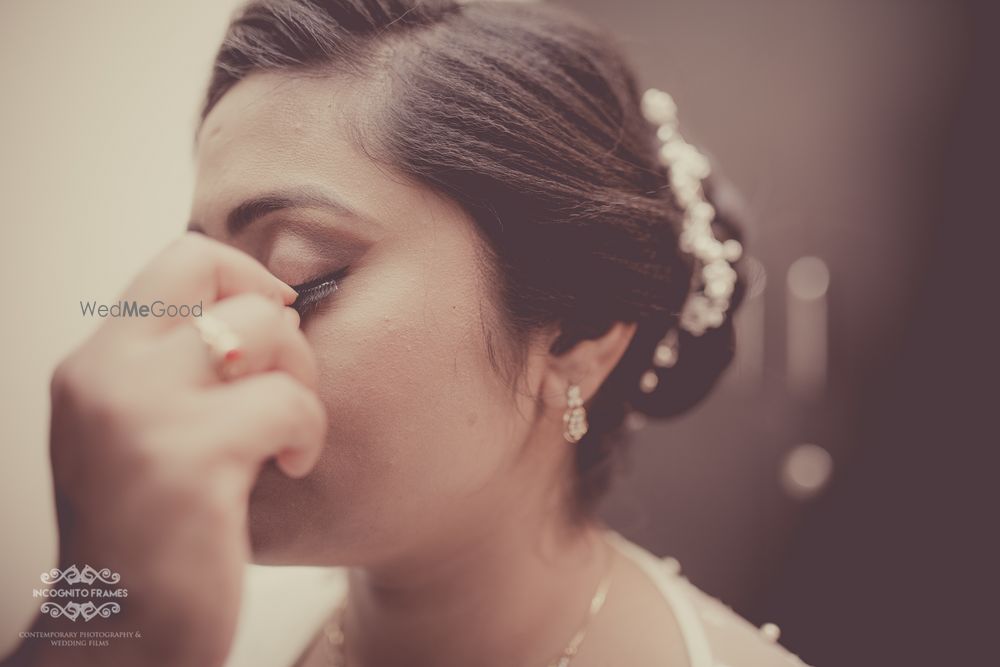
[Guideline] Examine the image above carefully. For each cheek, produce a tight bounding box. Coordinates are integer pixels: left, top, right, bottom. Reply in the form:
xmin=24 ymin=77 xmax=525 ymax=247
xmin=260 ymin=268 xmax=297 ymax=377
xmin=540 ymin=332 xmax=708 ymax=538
xmin=307 ymin=244 xmax=519 ymax=526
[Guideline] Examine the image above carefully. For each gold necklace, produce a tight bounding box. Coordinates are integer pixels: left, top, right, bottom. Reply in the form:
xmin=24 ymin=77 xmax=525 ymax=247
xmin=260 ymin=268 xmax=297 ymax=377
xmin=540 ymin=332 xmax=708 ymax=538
xmin=324 ymin=558 xmax=614 ymax=667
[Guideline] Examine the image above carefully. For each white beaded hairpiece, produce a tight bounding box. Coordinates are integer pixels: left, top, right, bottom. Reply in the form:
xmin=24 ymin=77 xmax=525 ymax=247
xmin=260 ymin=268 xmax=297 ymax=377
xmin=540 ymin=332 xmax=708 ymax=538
xmin=636 ymin=88 xmax=743 ymax=395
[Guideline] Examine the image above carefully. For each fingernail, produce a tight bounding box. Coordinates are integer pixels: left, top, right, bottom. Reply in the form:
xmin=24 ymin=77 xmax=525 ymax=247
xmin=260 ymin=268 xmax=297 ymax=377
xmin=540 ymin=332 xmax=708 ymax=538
xmin=277 ymin=449 xmax=310 ymax=479
xmin=275 ymin=281 xmax=298 ymax=305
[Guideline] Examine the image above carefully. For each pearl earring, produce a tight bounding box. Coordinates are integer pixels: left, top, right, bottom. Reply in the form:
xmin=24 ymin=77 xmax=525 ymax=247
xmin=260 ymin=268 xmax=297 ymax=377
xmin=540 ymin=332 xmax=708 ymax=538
xmin=563 ymin=383 xmax=588 ymax=443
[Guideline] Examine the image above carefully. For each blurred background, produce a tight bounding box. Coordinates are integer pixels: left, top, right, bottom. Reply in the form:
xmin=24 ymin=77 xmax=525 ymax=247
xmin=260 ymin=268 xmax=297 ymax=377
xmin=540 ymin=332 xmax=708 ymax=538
xmin=0 ymin=1 xmax=993 ymax=665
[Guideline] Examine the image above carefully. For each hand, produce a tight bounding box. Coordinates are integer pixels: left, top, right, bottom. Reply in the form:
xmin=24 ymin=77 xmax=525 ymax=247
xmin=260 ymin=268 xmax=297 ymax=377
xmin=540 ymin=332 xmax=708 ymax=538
xmin=13 ymin=233 xmax=326 ymax=667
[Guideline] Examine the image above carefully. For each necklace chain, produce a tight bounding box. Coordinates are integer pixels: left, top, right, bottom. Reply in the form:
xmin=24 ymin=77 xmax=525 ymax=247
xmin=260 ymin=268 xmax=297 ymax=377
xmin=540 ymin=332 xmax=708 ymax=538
xmin=324 ymin=553 xmax=614 ymax=667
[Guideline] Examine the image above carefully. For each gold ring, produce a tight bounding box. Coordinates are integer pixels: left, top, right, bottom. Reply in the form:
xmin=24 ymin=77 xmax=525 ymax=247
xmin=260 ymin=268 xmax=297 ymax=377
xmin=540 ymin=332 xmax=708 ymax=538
xmin=191 ymin=312 xmax=246 ymax=381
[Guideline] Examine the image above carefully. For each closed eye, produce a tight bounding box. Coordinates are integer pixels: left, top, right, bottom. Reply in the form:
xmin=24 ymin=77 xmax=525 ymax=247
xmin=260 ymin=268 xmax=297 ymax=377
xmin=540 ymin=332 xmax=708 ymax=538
xmin=290 ymin=268 xmax=347 ymax=318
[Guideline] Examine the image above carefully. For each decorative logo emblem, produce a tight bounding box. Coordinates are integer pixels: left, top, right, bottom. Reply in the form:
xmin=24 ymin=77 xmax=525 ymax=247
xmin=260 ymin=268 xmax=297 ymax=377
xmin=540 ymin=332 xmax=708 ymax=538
xmin=41 ymin=565 xmax=121 ymax=586
xmin=39 ymin=600 xmax=121 ymax=622
xmin=34 ymin=565 xmax=128 ymax=622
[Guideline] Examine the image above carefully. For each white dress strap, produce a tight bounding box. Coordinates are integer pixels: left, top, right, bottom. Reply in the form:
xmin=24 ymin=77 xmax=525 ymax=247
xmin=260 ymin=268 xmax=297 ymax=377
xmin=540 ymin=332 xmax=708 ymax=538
xmin=603 ymin=529 xmax=715 ymax=667
xmin=604 ymin=529 xmax=814 ymax=667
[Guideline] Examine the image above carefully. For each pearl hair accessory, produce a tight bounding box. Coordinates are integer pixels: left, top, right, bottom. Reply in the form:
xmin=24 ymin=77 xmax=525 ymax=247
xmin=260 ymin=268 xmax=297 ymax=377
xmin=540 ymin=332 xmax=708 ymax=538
xmin=636 ymin=87 xmax=743 ymax=395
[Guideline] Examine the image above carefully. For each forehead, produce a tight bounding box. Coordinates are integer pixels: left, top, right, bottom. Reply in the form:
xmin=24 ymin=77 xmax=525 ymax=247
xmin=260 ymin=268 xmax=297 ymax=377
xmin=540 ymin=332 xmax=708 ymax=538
xmin=192 ymin=71 xmax=410 ymax=231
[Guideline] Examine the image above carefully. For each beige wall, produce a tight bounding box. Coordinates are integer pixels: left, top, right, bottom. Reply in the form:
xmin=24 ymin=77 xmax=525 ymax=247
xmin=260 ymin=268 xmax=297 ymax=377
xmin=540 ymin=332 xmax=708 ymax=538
xmin=0 ymin=0 xmax=244 ymax=654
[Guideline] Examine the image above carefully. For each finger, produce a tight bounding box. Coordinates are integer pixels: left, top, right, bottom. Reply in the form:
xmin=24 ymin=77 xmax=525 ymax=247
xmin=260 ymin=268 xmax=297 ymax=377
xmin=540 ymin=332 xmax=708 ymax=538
xmin=204 ymin=372 xmax=327 ymax=479
xmin=159 ymin=294 xmax=316 ymax=391
xmin=110 ymin=232 xmax=297 ymax=335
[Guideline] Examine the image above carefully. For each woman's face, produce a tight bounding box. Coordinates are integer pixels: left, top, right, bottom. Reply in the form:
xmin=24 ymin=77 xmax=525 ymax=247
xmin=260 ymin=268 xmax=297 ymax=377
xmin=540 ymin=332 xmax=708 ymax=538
xmin=190 ymin=72 xmax=559 ymax=566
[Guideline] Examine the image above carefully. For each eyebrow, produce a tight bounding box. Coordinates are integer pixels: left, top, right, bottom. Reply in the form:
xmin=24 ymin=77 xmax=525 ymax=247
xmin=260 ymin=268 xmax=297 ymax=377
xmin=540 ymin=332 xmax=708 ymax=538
xmin=188 ymin=185 xmax=377 ymax=236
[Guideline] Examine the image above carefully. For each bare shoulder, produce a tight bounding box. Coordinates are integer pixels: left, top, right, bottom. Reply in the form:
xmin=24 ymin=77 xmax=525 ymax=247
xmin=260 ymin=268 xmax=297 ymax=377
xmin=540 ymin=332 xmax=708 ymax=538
xmin=582 ymin=531 xmax=814 ymax=667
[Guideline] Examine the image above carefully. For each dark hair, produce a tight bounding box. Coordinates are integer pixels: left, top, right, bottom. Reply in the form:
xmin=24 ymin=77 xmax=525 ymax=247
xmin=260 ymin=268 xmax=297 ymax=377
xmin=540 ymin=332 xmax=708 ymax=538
xmin=202 ymin=0 xmax=748 ymax=519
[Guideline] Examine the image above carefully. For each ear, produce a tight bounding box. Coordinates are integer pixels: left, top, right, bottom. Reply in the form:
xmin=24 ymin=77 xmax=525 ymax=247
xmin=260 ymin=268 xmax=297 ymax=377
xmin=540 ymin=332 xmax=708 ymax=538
xmin=539 ymin=321 xmax=639 ymax=410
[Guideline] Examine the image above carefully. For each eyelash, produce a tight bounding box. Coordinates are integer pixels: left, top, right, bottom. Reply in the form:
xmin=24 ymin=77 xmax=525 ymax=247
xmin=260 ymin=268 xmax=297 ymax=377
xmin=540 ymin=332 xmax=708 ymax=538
xmin=289 ymin=267 xmax=348 ymax=318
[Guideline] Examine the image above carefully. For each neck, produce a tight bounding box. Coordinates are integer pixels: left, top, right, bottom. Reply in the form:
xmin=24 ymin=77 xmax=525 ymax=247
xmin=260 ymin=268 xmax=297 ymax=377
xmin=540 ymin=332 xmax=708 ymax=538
xmin=341 ymin=482 xmax=613 ymax=667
